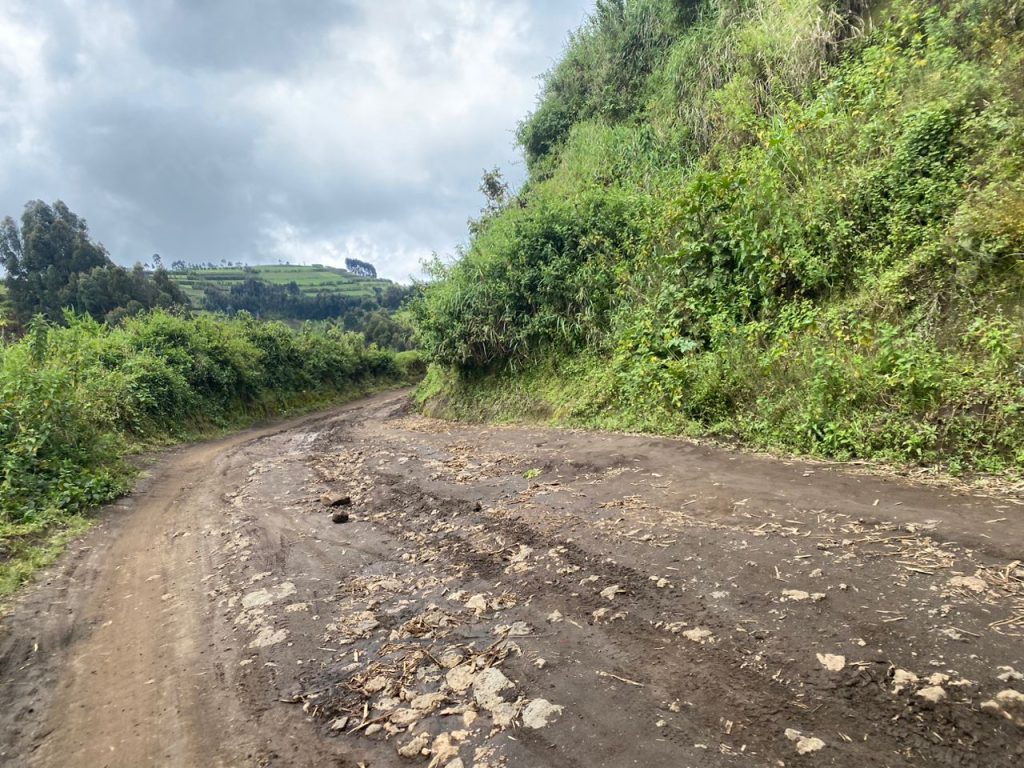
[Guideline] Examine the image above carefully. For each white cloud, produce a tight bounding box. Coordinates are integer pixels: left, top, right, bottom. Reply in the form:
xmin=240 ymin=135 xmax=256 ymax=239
xmin=0 ymin=0 xmax=592 ymax=281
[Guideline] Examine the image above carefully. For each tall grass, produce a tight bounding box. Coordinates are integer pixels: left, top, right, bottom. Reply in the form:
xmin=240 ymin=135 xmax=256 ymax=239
xmin=413 ymin=0 xmax=1024 ymax=474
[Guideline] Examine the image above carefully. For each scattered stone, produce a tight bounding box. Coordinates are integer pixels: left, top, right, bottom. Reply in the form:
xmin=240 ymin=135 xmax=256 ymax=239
xmin=249 ymin=626 xmax=288 ymax=648
xmin=816 ymin=653 xmax=846 ymax=672
xmin=321 ymin=492 xmax=352 ymax=508
xmin=947 ymin=575 xmax=987 ymax=593
xmin=465 ymin=594 xmax=488 ymax=614
xmin=892 ymin=669 xmax=919 ymax=694
xmin=446 ymin=664 xmax=478 ymax=693
xmin=493 ymin=621 xmax=531 ymax=637
xmin=997 ymin=666 xmax=1023 ymax=683
xmin=507 ymin=544 xmax=533 ymax=564
xmin=376 ymin=696 xmax=401 ymax=711
xmin=473 ymin=667 xmax=515 ymax=712
xmin=489 ymin=701 xmax=520 ymax=728
xmin=241 ymin=581 xmax=296 ymax=609
xmin=390 ymin=708 xmax=421 ymax=727
xmin=681 ymin=628 xmax=713 ymax=644
xmin=412 ymin=692 xmax=447 ymax=711
xmin=428 ymin=733 xmax=460 ymax=767
xmin=785 ymin=729 xmax=825 ymax=754
xmin=916 ymin=686 xmax=946 ymax=704
xmin=980 ymin=689 xmax=1024 ymax=726
xmin=781 ymin=589 xmax=826 ymax=602
xmin=397 ymin=731 xmax=430 ymax=758
xmin=438 ymin=649 xmax=465 ymax=669
xmin=364 ymin=675 xmax=389 ymax=693
xmin=797 ymin=736 xmax=826 ymax=754
xmin=522 ymin=699 xmax=563 ymax=729
xmin=330 ymin=716 xmax=349 ymax=731
xmin=326 ymin=610 xmax=379 ymax=641
xmin=546 ymin=610 xmax=564 ymax=624
xmin=599 ymin=584 xmax=625 ymax=600
xmin=331 ymin=510 xmax=350 ymax=524
xmin=533 ymin=658 xmax=547 ymax=669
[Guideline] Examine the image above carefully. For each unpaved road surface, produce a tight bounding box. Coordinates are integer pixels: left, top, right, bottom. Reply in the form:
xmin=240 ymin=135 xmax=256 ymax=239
xmin=2 ymin=390 xmax=1023 ymax=768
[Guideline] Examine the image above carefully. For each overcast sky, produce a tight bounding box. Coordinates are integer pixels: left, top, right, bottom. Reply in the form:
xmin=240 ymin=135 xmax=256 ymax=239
xmin=0 ymin=0 xmax=592 ymax=281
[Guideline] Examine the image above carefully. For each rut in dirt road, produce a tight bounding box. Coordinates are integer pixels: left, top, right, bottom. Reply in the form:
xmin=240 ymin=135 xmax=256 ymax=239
xmin=1 ymin=390 xmax=1022 ymax=768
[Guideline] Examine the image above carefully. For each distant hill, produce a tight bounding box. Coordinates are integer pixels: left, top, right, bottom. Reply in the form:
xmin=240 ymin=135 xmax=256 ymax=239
xmin=167 ymin=263 xmax=415 ymax=348
xmin=168 ymin=264 xmax=394 ymax=305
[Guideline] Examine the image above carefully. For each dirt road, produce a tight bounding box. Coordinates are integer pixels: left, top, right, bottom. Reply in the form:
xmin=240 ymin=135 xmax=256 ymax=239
xmin=1 ymin=390 xmax=1022 ymax=767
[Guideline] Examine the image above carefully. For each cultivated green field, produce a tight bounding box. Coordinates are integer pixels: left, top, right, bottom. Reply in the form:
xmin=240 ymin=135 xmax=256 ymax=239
xmin=169 ymin=264 xmax=393 ymax=304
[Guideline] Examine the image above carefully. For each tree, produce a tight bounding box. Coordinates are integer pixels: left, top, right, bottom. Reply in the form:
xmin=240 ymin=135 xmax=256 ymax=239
xmin=479 ymin=167 xmax=510 ymax=213
xmin=345 ymin=257 xmax=377 ymax=278
xmin=0 ymin=200 xmax=111 ymax=322
xmin=0 ymin=200 xmax=189 ymax=326
xmin=362 ymin=310 xmax=415 ymax=350
xmin=468 ymin=167 xmax=514 ymax=236
xmin=381 ymin=283 xmax=413 ymax=310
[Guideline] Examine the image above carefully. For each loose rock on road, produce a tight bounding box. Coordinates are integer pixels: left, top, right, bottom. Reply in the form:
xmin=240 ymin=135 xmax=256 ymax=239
xmin=1 ymin=390 xmax=1022 ymax=767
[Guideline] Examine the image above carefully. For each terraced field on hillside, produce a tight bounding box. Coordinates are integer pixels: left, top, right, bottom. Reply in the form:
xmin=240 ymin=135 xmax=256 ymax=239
xmin=170 ymin=264 xmax=393 ymax=304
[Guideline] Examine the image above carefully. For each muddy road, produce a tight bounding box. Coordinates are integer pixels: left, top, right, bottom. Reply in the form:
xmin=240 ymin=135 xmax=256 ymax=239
xmin=1 ymin=390 xmax=1022 ymax=767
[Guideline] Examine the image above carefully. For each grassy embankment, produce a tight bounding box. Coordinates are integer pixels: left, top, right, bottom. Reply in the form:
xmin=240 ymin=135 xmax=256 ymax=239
xmin=0 ymin=310 xmax=422 ymax=597
xmin=414 ymin=0 xmax=1024 ymax=477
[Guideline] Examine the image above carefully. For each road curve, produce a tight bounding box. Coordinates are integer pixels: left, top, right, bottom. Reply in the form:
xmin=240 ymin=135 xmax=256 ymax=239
xmin=1 ymin=390 xmax=1022 ymax=767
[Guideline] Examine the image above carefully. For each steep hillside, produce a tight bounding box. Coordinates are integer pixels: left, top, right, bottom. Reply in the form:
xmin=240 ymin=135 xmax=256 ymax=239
xmin=414 ymin=0 xmax=1024 ymax=473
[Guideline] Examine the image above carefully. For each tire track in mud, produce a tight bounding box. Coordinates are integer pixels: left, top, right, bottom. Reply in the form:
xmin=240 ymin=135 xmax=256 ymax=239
xmin=300 ymin=403 xmax=1024 ymax=767
xmin=320 ymin=475 xmax=961 ymax=766
xmin=2 ymin=391 xmax=1022 ymax=768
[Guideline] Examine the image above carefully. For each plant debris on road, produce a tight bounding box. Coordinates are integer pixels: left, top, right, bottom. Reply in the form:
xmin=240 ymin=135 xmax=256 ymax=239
xmin=1 ymin=391 xmax=1022 ymax=767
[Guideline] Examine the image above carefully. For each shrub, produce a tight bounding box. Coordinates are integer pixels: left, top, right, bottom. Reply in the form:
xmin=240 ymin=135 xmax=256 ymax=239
xmin=1 ymin=311 xmax=409 ymax=534
xmin=415 ymin=0 xmax=1024 ymax=473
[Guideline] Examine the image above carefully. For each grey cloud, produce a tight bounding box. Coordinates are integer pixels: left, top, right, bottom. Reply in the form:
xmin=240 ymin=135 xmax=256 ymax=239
xmin=134 ymin=0 xmax=361 ymax=73
xmin=0 ymin=0 xmax=593 ymax=281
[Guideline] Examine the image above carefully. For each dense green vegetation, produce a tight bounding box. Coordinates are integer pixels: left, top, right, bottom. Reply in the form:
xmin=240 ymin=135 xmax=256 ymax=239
xmin=169 ymin=263 xmax=394 ymax=305
xmin=0 ymin=199 xmax=415 ymax=351
xmin=0 ymin=310 xmax=419 ymax=595
xmin=1 ymin=201 xmax=190 ymax=325
xmin=415 ymin=0 xmax=1024 ymax=474
xmin=170 ymin=264 xmax=415 ymax=346
xmin=0 ymin=204 xmax=421 ymax=597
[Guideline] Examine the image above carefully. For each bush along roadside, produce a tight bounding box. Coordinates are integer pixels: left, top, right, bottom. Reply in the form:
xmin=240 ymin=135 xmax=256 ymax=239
xmin=412 ymin=0 xmax=1024 ymax=477
xmin=0 ymin=310 xmax=422 ymax=596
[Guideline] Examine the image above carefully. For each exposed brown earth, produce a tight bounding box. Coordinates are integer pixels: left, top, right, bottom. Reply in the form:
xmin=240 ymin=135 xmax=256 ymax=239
xmin=1 ymin=390 xmax=1022 ymax=767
